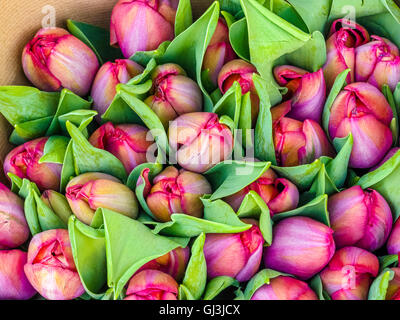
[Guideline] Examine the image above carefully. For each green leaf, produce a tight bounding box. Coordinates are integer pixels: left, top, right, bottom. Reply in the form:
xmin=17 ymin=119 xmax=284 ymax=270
xmin=40 ymin=136 xmax=70 ymax=164
xmin=230 ymin=18 xmax=250 ymax=61
xmin=57 ymin=110 xmax=98 ymax=138
xmin=265 ymin=0 xmax=309 ymax=33
xmin=368 ymin=268 xmax=395 ymax=300
xmin=9 ymin=117 xmax=53 ymax=144
xmin=34 ymin=192 xmax=67 ymax=231
xmin=379 ymin=255 xmax=399 ymax=271
xmin=130 ymin=41 xmax=171 ymax=66
xmin=310 ymin=275 xmax=331 ymax=300
xmin=383 ymin=84 xmax=399 ymax=147
xmin=175 ymin=0 xmax=193 ymax=36
xmin=243 ymin=269 xmax=288 ymax=300
xmin=203 ymin=276 xmax=240 ymax=300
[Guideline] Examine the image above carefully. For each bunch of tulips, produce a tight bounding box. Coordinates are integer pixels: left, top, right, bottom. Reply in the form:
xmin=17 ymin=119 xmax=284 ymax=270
xmin=1 ymin=0 xmax=400 ymax=301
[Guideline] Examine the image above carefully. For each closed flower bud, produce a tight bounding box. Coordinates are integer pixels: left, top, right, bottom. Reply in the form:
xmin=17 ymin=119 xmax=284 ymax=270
xmin=40 ymin=190 xmax=73 ymax=225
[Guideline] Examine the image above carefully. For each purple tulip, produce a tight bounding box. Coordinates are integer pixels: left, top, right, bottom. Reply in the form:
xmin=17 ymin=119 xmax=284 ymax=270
xmin=328 ymin=82 xmax=393 ymax=169
xmin=4 ymin=137 xmax=62 ymax=192
xmin=22 ymin=28 xmax=99 ymax=96
xmin=204 ymin=220 xmax=264 ymax=282
xmin=388 ymin=218 xmax=400 ymax=255
xmin=264 ymin=217 xmax=335 ymax=280
xmin=274 ymin=65 xmax=326 ymax=122
xmin=328 ymin=186 xmax=393 ymax=252
xmin=0 ymin=250 xmax=36 ymax=300
xmin=110 ymin=0 xmax=178 ymax=58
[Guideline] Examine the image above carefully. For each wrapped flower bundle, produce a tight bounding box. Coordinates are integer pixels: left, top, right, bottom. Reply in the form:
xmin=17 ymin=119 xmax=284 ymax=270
xmin=2 ymin=0 xmax=400 ymax=302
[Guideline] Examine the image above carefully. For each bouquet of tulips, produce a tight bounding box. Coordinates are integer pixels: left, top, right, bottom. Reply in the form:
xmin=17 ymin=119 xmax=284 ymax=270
xmin=1 ymin=0 xmax=400 ymax=301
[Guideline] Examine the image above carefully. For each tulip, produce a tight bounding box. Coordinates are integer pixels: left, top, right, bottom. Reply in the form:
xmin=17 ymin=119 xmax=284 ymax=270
xmin=328 ymin=82 xmax=393 ymax=169
xmin=0 ymin=183 xmax=29 ymax=250
xmin=329 ymin=186 xmax=393 ymax=252
xmin=89 ymin=122 xmax=153 ymax=174
xmin=272 ymin=102 xmax=335 ymax=167
xmin=110 ymin=0 xmax=178 ymax=58
xmin=144 ymin=64 xmax=203 ymax=128
xmin=204 ymin=220 xmax=264 ymax=282
xmin=41 ymin=190 xmax=73 ymax=225
xmin=202 ymin=18 xmax=236 ymax=88
xmin=218 ymin=59 xmax=259 ymax=125
xmin=251 ymin=276 xmax=318 ymax=300
xmin=4 ymin=137 xmax=62 ymax=191
xmin=273 ymin=65 xmax=326 ymax=122
xmin=124 ymin=270 xmax=178 ymax=300
xmin=145 ymin=166 xmax=212 ymax=222
xmin=323 ymin=19 xmax=370 ymax=89
xmin=223 ymin=168 xmax=299 ymax=214
xmin=0 ymin=250 xmax=36 ymax=300
xmin=66 ymin=172 xmax=138 ymax=225
xmin=388 ymin=218 xmax=400 ymax=255
xmin=320 ymin=246 xmax=379 ymax=300
xmin=137 ymin=246 xmax=190 ymax=281
xmin=24 ymin=229 xmax=85 ymax=300
xmin=91 ymin=59 xmax=144 ymax=120
xmin=264 ymin=216 xmax=335 ymax=280
xmin=355 ymin=36 xmax=400 ymax=91
xmin=169 ymin=112 xmax=234 ymax=173
xmin=22 ymin=28 xmax=99 ymax=96
xmin=386 ymin=268 xmax=400 ymax=300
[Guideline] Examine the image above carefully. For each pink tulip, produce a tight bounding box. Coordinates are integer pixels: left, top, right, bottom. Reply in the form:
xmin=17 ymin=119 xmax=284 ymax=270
xmin=145 ymin=64 xmax=203 ymax=128
xmin=169 ymin=112 xmax=234 ymax=173
xmin=272 ymin=102 xmax=335 ymax=167
xmin=202 ymin=18 xmax=236 ymax=87
xmin=328 ymin=82 xmax=393 ymax=169
xmin=66 ymin=172 xmax=138 ymax=225
xmin=4 ymin=137 xmax=62 ymax=191
xmin=320 ymin=246 xmax=379 ymax=300
xmin=204 ymin=221 xmax=264 ymax=282
xmin=328 ymin=186 xmax=393 ymax=252
xmin=223 ymin=168 xmax=299 ymax=214
xmin=251 ymin=276 xmax=318 ymax=300
xmin=0 ymin=183 xmax=29 ymax=249
xmin=89 ymin=122 xmax=153 ymax=174
xmin=386 ymin=268 xmax=400 ymax=300
xmin=137 ymin=247 xmax=190 ymax=281
xmin=145 ymin=166 xmax=212 ymax=222
xmin=124 ymin=270 xmax=178 ymax=300
xmin=355 ymin=36 xmax=400 ymax=91
xmin=274 ymin=65 xmax=326 ymax=122
xmin=388 ymin=218 xmax=400 ymax=255
xmin=323 ymin=19 xmax=370 ymax=89
xmin=264 ymin=217 xmax=335 ymax=280
xmin=91 ymin=59 xmax=144 ymax=119
xmin=218 ymin=59 xmax=260 ymax=125
xmin=110 ymin=0 xmax=178 ymax=58
xmin=24 ymin=229 xmax=85 ymax=300
xmin=0 ymin=250 xmax=36 ymax=300
xmin=22 ymin=28 xmax=99 ymax=96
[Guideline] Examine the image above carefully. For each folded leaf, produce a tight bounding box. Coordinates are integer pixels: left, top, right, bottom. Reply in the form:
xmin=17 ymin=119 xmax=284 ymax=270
xmin=242 ymin=269 xmax=288 ymax=300
xmin=368 ymin=268 xmax=395 ymax=300
xmin=310 ymin=275 xmax=331 ymax=300
xmin=175 ymin=0 xmax=193 ymax=36
xmin=203 ymin=276 xmax=240 ymax=300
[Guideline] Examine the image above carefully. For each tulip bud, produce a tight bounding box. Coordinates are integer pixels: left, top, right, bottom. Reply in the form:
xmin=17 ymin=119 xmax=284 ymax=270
xmin=22 ymin=28 xmax=99 ymax=96
xmin=110 ymin=0 xmax=178 ymax=58
xmin=145 ymin=166 xmax=212 ymax=222
xmin=4 ymin=137 xmax=62 ymax=192
xmin=355 ymin=36 xmax=400 ymax=91
xmin=323 ymin=19 xmax=370 ymax=90
xmin=388 ymin=218 xmax=400 ymax=255
xmin=272 ymin=102 xmax=335 ymax=167
xmin=89 ymin=122 xmax=153 ymax=174
xmin=218 ymin=59 xmax=259 ymax=125
xmin=124 ymin=270 xmax=178 ymax=300
xmin=169 ymin=112 xmax=234 ymax=173
xmin=202 ymin=18 xmax=236 ymax=88
xmin=24 ymin=229 xmax=85 ymax=300
xmin=204 ymin=221 xmax=264 ymax=282
xmin=274 ymin=65 xmax=326 ymax=122
xmin=145 ymin=64 xmax=203 ymax=128
xmin=251 ymin=276 xmax=318 ymax=300
xmin=66 ymin=172 xmax=139 ymax=225
xmin=264 ymin=217 xmax=335 ymax=280
xmin=328 ymin=186 xmax=393 ymax=252
xmin=386 ymin=268 xmax=400 ymax=300
xmin=0 ymin=250 xmax=37 ymax=300
xmin=91 ymin=59 xmax=144 ymax=119
xmin=0 ymin=183 xmax=29 ymax=250
xmin=320 ymin=246 xmax=379 ymax=300
xmin=328 ymin=82 xmax=393 ymax=169
xmin=223 ymin=168 xmax=299 ymax=214
xmin=137 ymin=246 xmax=190 ymax=281
xmin=41 ymin=190 xmax=73 ymax=225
